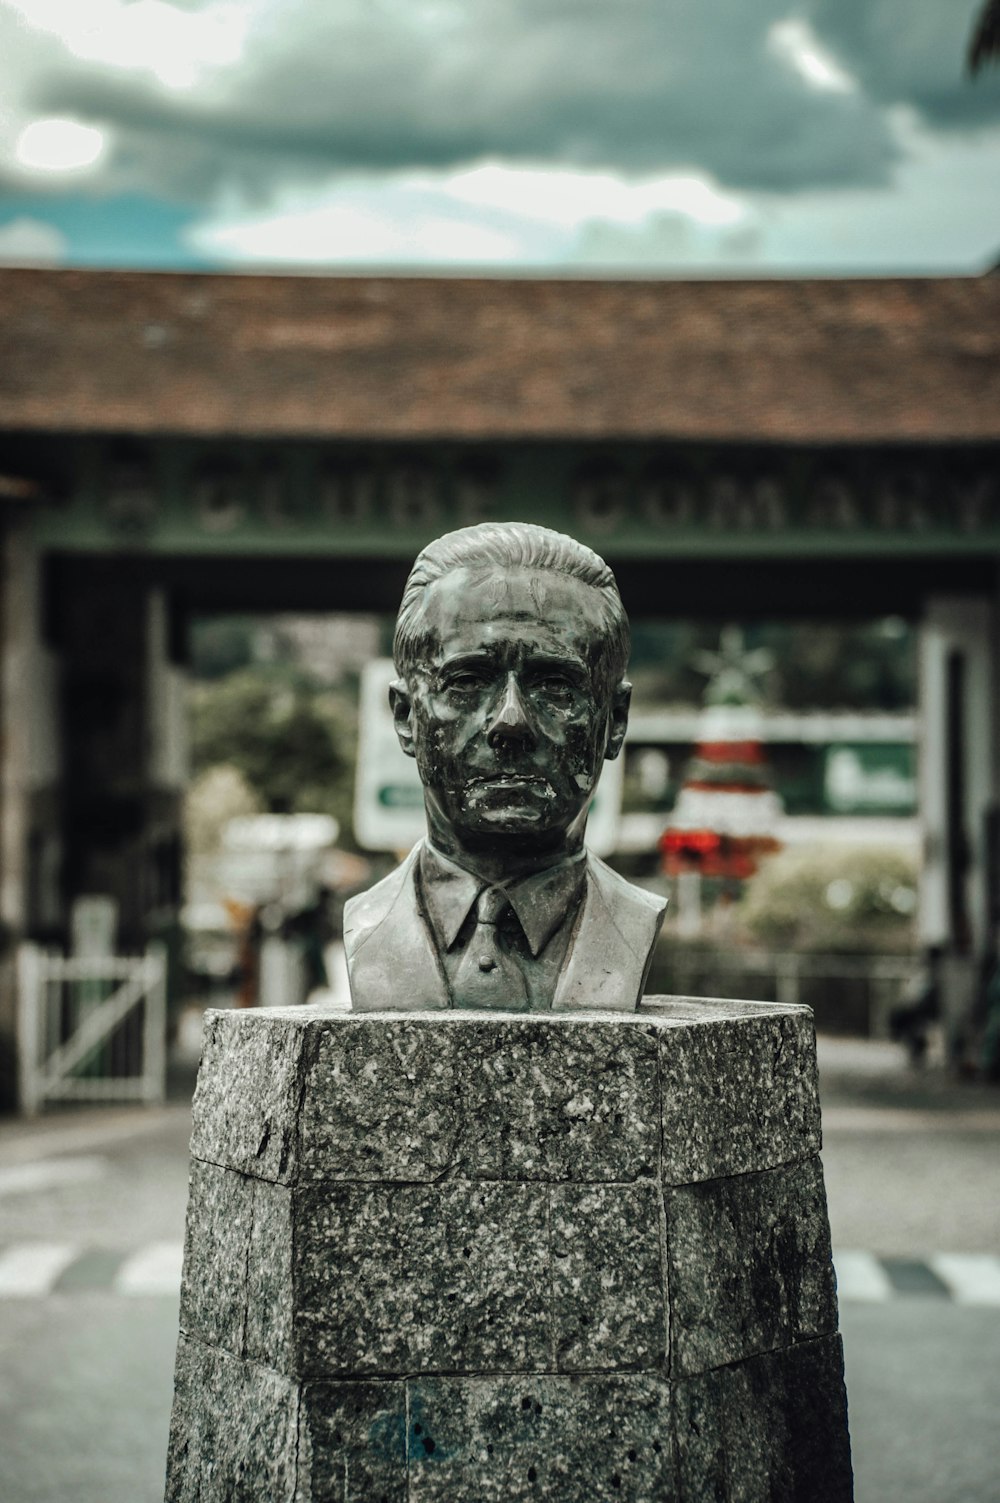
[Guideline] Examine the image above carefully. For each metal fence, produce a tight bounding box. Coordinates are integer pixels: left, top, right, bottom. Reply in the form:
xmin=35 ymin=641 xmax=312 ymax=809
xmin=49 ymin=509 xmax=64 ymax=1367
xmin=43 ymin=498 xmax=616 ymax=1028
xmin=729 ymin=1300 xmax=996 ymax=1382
xmin=654 ymin=949 xmax=921 ymax=1037
xmin=17 ymin=944 xmax=167 ymax=1115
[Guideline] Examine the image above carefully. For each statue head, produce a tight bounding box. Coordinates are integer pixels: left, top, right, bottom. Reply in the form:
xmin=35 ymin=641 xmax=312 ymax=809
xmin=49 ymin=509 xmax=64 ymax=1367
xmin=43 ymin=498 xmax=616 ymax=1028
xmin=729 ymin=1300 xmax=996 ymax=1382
xmin=390 ymin=522 xmax=631 ymax=864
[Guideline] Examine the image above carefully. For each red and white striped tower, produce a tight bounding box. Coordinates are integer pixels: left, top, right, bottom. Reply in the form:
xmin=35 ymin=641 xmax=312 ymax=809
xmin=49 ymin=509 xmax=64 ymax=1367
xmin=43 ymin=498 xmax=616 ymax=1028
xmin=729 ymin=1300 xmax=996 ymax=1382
xmin=659 ymin=631 xmax=783 ymax=928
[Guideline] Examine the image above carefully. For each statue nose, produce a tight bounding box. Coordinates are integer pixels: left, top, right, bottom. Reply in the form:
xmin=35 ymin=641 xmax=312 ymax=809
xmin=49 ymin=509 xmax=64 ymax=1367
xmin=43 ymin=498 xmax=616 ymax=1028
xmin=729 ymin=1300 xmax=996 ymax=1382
xmin=487 ymin=673 xmax=535 ymax=747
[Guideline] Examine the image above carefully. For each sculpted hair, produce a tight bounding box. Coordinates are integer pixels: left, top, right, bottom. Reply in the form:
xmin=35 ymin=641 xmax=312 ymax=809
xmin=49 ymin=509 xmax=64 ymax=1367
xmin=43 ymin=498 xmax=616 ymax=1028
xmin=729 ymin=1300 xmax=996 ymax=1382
xmin=393 ymin=522 xmax=630 ymax=691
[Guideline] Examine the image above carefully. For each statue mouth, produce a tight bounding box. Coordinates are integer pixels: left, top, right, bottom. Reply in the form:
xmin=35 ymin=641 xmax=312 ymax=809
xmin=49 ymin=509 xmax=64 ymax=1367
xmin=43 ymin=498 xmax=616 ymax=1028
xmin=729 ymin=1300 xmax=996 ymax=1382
xmin=462 ymin=774 xmax=558 ymax=814
xmin=467 ymin=774 xmax=551 ymax=791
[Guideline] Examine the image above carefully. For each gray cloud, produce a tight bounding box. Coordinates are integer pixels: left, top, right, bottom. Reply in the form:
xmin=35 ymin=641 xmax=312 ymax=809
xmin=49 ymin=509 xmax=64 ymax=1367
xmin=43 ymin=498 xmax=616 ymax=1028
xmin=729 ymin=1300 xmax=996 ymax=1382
xmin=5 ymin=0 xmax=999 ymax=210
xmin=807 ymin=0 xmax=1000 ymax=129
xmin=14 ymin=0 xmax=903 ymax=199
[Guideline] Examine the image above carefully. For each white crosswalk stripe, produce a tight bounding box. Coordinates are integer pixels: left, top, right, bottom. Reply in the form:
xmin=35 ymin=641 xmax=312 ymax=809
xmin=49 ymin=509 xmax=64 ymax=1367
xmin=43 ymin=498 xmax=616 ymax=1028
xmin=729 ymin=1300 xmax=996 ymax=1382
xmin=0 ymin=1241 xmax=83 ymax=1296
xmin=114 ymin=1240 xmax=184 ymax=1296
xmin=832 ymin=1250 xmax=895 ymax=1302
xmin=929 ymin=1253 xmax=1000 ymax=1308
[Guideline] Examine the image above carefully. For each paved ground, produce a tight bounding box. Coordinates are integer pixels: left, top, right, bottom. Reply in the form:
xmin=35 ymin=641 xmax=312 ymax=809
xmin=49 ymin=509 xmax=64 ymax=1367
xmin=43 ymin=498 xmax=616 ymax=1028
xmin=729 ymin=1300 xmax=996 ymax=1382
xmin=0 ymin=1024 xmax=998 ymax=1502
xmin=818 ymin=1035 xmax=1000 ymax=1258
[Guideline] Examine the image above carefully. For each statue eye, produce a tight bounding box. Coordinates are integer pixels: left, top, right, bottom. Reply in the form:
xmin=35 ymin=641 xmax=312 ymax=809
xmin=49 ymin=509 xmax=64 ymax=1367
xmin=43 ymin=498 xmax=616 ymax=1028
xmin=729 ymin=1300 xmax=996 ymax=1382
xmin=534 ymin=674 xmax=575 ymax=695
xmin=444 ymin=669 xmax=489 ymax=691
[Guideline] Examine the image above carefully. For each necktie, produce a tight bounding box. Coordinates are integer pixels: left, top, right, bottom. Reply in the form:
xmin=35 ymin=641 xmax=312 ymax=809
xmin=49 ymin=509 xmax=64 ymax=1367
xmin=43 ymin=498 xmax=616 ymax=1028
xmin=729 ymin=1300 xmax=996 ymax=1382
xmin=450 ymin=885 xmax=530 ymax=1010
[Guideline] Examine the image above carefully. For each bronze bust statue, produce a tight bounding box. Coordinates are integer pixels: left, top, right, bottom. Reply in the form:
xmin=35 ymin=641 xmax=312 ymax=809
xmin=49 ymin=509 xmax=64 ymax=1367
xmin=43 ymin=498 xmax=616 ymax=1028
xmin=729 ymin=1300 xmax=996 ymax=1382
xmin=344 ymin=522 xmax=666 ymax=1011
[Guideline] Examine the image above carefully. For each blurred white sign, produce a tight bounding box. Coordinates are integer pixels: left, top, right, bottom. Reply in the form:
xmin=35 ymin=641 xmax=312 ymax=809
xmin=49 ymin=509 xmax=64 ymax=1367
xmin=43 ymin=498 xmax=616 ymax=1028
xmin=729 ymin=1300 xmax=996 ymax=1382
xmin=217 ymin=814 xmax=341 ymax=911
xmin=353 ymin=658 xmax=622 ymax=857
xmin=223 ymin=814 xmax=339 ymax=852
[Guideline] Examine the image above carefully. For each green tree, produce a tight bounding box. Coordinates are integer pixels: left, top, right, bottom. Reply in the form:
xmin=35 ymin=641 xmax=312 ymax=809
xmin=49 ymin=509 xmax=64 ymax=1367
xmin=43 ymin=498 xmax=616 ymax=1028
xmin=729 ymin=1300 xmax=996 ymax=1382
xmin=185 ymin=764 xmax=262 ymax=857
xmin=738 ymin=846 xmax=918 ymax=953
xmin=189 ymin=669 xmax=357 ymax=837
xmin=188 ymin=617 xmax=260 ymax=680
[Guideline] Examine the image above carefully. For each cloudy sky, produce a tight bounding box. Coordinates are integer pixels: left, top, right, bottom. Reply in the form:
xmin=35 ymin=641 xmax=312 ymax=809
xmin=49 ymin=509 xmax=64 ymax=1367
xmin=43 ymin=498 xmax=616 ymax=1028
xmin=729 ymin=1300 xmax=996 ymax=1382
xmin=1 ymin=0 xmax=998 ymax=274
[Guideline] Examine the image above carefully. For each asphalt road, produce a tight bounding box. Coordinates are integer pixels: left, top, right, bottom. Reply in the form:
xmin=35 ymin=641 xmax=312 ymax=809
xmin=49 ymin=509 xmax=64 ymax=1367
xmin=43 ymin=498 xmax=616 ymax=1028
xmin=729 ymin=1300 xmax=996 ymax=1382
xmin=0 ymin=1294 xmax=179 ymax=1503
xmin=0 ymin=1031 xmax=998 ymax=1503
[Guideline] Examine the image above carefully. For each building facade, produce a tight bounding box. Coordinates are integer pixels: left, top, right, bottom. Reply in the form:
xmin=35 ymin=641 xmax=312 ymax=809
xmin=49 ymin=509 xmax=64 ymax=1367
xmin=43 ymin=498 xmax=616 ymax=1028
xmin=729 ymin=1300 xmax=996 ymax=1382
xmin=1 ymin=268 xmax=998 ymax=1101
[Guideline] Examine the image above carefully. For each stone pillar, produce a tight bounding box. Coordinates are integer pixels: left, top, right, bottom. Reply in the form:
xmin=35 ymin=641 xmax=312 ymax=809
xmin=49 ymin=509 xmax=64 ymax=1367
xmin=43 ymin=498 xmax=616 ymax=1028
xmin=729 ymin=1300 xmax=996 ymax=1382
xmin=918 ymin=596 xmax=998 ymax=1060
xmin=0 ymin=524 xmax=63 ymax=1107
xmin=166 ymin=1001 xmax=852 ymax=1502
xmin=918 ymin=596 xmax=996 ymax=956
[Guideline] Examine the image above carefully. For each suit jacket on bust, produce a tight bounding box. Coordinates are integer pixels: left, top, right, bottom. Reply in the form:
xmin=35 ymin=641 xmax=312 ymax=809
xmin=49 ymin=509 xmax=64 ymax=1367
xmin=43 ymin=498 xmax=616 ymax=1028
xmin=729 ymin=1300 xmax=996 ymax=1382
xmin=344 ymin=840 xmax=667 ymax=1013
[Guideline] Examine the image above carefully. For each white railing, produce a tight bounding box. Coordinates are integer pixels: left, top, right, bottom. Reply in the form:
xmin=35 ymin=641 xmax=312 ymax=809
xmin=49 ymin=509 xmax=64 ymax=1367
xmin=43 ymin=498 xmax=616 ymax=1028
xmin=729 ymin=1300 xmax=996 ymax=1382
xmin=17 ymin=943 xmax=167 ymax=1115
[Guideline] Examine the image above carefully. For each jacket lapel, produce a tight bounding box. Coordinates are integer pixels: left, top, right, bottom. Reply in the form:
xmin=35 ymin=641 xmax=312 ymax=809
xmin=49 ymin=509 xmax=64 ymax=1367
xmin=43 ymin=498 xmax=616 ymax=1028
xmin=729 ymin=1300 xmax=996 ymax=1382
xmin=552 ymin=855 xmax=665 ymax=1012
xmin=344 ymin=843 xmax=449 ymax=1011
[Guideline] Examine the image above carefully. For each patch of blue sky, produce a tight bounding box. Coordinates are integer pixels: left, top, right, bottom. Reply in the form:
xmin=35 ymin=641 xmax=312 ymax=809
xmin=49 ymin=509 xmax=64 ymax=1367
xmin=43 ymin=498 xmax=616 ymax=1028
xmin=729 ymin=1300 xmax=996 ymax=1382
xmin=0 ymin=192 xmax=214 ymax=269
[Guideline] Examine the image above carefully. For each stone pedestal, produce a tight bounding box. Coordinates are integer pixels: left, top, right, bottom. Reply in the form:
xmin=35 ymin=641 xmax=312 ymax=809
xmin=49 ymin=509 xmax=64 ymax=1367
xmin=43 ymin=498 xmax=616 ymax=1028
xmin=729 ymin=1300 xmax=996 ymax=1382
xmin=166 ymin=999 xmax=852 ymax=1502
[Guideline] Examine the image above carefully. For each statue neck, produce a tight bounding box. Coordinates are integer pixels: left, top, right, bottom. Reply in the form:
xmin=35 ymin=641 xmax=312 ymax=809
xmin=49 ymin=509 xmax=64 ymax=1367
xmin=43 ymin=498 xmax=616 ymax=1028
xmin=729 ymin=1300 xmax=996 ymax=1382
xmin=424 ymin=814 xmax=587 ymax=887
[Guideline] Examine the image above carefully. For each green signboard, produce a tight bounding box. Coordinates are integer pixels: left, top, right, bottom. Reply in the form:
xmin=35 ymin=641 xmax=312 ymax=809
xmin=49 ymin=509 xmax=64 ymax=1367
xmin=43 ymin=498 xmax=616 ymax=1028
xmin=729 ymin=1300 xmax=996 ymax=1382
xmin=25 ymin=436 xmax=1000 ymax=559
xmin=823 ymin=743 xmax=917 ymax=815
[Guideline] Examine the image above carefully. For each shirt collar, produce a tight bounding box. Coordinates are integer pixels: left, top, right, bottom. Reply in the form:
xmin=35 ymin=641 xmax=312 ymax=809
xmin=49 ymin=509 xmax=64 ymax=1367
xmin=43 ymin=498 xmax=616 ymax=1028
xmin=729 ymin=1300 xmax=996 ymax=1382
xmin=419 ymin=841 xmax=587 ymax=958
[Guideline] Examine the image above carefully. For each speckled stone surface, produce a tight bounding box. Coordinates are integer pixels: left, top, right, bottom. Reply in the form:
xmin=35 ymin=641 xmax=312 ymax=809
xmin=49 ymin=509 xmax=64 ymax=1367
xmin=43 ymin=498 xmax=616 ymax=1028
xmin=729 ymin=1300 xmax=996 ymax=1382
xmin=192 ymin=1009 xmax=665 ymax=1185
xmin=299 ymin=1014 xmax=663 ymax=1184
xmin=178 ymin=1162 xmax=294 ymax=1367
xmin=651 ymin=1001 xmax=822 ymax=1183
xmin=189 ymin=1011 xmax=307 ymax=1183
xmin=548 ymin=1182 xmax=665 ymax=1372
xmin=667 ymin=1155 xmax=838 ymax=1377
xmin=406 ymin=1374 xmax=675 ymax=1503
xmin=165 ymin=1335 xmax=299 ymax=1503
xmin=178 ymin=1160 xmax=254 ymax=1357
xmin=296 ymin=1181 xmax=552 ymax=1376
xmin=673 ymin=1334 xmax=853 ymax=1503
xmin=179 ymin=1172 xmax=666 ymax=1378
xmin=166 ymin=1339 xmax=409 ymax=1503
xmin=167 ymin=1002 xmax=852 ymax=1501
xmin=300 ymin=1380 xmax=408 ymax=1502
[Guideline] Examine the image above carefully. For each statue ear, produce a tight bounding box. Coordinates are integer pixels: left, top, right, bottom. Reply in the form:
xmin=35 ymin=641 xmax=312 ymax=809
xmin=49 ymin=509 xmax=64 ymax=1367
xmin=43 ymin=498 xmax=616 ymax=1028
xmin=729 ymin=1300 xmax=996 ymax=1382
xmin=390 ymin=678 xmax=416 ymax=759
xmin=605 ymin=679 xmax=631 ymax=761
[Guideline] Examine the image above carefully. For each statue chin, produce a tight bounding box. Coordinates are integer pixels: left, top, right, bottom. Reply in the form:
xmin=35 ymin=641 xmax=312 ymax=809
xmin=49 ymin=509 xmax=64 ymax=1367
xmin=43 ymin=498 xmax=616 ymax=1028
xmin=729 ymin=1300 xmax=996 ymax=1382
xmin=443 ymin=778 xmax=595 ymax=848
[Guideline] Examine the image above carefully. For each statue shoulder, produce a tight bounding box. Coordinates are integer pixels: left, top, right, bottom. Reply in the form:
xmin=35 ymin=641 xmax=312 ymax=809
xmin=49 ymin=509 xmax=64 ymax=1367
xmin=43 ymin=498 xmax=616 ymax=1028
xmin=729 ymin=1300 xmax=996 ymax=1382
xmin=344 ymin=845 xmax=422 ymax=954
xmin=585 ymin=853 xmax=668 ymax=922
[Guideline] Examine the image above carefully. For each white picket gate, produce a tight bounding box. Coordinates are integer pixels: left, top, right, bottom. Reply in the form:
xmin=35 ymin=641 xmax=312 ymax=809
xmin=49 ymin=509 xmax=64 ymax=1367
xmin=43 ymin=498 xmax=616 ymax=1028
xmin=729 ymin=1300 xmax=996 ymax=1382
xmin=17 ymin=943 xmax=167 ymax=1115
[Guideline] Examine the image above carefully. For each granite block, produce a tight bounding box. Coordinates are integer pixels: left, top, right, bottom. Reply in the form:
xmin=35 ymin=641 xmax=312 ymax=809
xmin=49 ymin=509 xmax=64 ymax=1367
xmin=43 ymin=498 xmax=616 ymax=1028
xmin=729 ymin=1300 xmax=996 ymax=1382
xmin=165 ymin=1336 xmax=298 ymax=1503
xmin=294 ymin=1182 xmax=551 ymax=1376
xmin=179 ymin=1159 xmax=293 ymax=1366
xmin=657 ymin=1005 xmax=821 ymax=1184
xmin=244 ymin=1174 xmax=294 ymax=1366
xmin=294 ymin=1178 xmax=669 ymax=1379
xmin=190 ymin=1009 xmax=310 ymax=1183
xmin=642 ymin=996 xmax=810 ymax=1022
xmin=673 ymin=1334 xmax=853 ymax=1503
xmin=190 ymin=1004 xmax=819 ymax=1190
xmin=406 ymin=1374 xmax=675 ymax=1503
xmin=170 ymin=1006 xmax=850 ymax=1499
xmin=297 ymin=1014 xmax=660 ymax=1183
xmin=667 ymin=1155 xmax=838 ymax=1377
xmin=300 ymin=1381 xmax=408 ymax=1502
xmin=549 ymin=1182 xmax=665 ymax=1372
xmin=178 ymin=1160 xmax=254 ymax=1357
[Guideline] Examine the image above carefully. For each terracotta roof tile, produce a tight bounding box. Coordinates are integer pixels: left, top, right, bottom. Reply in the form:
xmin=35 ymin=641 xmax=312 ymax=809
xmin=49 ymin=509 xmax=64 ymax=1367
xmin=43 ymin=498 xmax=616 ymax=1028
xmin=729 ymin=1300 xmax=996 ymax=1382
xmin=0 ymin=268 xmax=997 ymax=442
